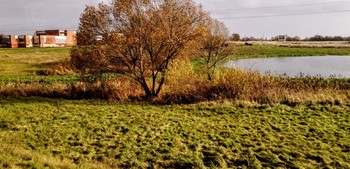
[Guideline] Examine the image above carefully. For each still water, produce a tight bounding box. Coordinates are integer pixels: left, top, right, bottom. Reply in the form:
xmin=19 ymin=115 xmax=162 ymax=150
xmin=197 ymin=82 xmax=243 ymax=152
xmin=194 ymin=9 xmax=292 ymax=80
xmin=222 ymin=56 xmax=350 ymax=78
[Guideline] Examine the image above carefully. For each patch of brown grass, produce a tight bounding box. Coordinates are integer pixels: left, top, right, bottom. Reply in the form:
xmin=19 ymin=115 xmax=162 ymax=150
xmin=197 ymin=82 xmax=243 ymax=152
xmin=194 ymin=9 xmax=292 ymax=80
xmin=160 ymin=67 xmax=350 ymax=104
xmin=36 ymin=61 xmax=76 ymax=76
xmin=0 ymin=77 xmax=143 ymax=101
xmin=68 ymin=77 xmax=143 ymax=100
xmin=0 ymin=83 xmax=67 ymax=98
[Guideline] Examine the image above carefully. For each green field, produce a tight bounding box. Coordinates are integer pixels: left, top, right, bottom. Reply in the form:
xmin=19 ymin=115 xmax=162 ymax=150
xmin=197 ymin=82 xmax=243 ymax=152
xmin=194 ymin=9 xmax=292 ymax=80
xmin=230 ymin=44 xmax=350 ymax=59
xmin=1 ymin=98 xmax=350 ymax=168
xmin=0 ymin=45 xmax=350 ymax=168
xmin=0 ymin=47 xmax=78 ymax=85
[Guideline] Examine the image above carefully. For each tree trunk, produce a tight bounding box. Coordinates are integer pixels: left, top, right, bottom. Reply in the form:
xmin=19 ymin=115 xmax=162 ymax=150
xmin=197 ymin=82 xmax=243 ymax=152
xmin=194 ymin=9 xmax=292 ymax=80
xmin=138 ymin=77 xmax=152 ymax=98
xmin=207 ymin=72 xmax=213 ymax=81
xmin=155 ymin=75 xmax=165 ymax=96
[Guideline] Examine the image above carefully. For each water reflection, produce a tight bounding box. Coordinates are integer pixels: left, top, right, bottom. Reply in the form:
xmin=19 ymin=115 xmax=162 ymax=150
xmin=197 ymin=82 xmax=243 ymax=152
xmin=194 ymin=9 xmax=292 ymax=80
xmin=222 ymin=56 xmax=350 ymax=78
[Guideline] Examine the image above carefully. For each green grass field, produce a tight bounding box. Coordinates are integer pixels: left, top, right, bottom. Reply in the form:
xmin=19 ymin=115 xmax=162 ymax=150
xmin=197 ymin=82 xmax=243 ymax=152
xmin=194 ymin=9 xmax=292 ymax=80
xmin=1 ymin=98 xmax=349 ymax=168
xmin=0 ymin=44 xmax=350 ymax=168
xmin=0 ymin=47 xmax=78 ymax=85
xmin=230 ymin=44 xmax=350 ymax=59
xmin=0 ymin=47 xmax=70 ymax=75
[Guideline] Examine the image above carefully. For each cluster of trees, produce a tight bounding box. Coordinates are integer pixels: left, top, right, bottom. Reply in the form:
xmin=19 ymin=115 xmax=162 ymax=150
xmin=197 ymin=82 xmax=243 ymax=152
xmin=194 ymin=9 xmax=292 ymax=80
xmin=271 ymin=36 xmax=300 ymax=41
xmin=230 ymin=33 xmax=240 ymax=41
xmin=71 ymin=0 xmax=231 ymax=98
xmin=306 ymin=35 xmax=350 ymax=41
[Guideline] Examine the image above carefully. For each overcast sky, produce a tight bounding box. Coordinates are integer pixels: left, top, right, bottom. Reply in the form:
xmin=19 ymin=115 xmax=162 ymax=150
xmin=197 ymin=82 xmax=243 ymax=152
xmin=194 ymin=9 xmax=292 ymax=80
xmin=1 ymin=0 xmax=350 ymax=39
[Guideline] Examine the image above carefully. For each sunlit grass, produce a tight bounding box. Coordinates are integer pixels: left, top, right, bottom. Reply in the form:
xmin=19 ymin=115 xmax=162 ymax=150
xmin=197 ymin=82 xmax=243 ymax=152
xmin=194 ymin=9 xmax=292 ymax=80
xmin=0 ymin=98 xmax=349 ymax=168
xmin=229 ymin=44 xmax=350 ymax=59
xmin=0 ymin=47 xmax=76 ymax=85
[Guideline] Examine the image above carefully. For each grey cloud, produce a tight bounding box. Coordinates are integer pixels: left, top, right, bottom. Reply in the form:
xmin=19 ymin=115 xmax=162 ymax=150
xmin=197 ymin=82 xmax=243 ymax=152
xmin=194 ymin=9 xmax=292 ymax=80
xmin=195 ymin=0 xmax=350 ymax=38
xmin=1 ymin=0 xmax=349 ymax=38
xmin=0 ymin=0 xmax=105 ymax=34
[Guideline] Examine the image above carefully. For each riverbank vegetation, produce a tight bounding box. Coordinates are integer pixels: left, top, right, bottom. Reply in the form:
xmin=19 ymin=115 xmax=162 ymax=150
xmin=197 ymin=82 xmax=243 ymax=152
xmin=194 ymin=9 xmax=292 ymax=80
xmin=1 ymin=44 xmax=350 ymax=103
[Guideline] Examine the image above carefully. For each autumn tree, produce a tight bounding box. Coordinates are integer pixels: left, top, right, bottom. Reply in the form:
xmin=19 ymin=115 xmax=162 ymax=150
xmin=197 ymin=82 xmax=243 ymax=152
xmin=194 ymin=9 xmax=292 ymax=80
xmin=71 ymin=0 xmax=207 ymax=98
xmin=198 ymin=18 xmax=231 ymax=81
xmin=70 ymin=3 xmax=114 ymax=77
xmin=230 ymin=33 xmax=240 ymax=41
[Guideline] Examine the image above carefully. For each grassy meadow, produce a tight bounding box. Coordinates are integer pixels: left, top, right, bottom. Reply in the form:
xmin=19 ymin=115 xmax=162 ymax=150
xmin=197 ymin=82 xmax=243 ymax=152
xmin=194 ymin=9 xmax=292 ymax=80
xmin=0 ymin=43 xmax=350 ymax=168
xmin=1 ymin=98 xmax=350 ymax=168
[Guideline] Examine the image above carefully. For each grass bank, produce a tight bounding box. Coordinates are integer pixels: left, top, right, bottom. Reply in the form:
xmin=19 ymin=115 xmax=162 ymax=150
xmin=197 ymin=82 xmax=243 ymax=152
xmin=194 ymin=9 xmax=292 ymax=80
xmin=1 ymin=98 xmax=349 ymax=168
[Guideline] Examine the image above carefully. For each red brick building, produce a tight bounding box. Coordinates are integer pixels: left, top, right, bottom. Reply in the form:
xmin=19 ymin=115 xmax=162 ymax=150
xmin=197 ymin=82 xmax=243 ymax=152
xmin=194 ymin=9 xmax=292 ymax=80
xmin=18 ymin=35 xmax=33 ymax=48
xmin=33 ymin=30 xmax=76 ymax=47
xmin=1 ymin=35 xmax=19 ymax=48
xmin=0 ymin=30 xmax=76 ymax=48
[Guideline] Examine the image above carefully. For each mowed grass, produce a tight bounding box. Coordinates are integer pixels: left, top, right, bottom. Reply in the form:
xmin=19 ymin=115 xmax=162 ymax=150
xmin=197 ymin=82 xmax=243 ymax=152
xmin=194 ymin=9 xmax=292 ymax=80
xmin=0 ymin=47 xmax=70 ymax=61
xmin=0 ymin=98 xmax=349 ymax=168
xmin=0 ymin=47 xmax=78 ymax=85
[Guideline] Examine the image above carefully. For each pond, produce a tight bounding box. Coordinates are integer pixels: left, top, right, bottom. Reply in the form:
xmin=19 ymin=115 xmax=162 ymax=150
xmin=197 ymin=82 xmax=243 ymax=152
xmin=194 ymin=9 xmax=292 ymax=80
xmin=222 ymin=56 xmax=350 ymax=78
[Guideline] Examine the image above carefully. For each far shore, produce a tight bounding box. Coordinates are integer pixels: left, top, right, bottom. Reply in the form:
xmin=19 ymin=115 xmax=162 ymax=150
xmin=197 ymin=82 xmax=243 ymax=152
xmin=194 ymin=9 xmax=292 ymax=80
xmin=230 ymin=40 xmax=350 ymax=48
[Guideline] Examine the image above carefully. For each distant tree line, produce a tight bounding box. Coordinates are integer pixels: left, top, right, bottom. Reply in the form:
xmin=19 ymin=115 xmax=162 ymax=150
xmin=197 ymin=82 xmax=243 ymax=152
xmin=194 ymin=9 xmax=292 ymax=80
xmin=271 ymin=36 xmax=301 ymax=41
xmin=305 ymin=35 xmax=350 ymax=41
xmin=237 ymin=34 xmax=350 ymax=41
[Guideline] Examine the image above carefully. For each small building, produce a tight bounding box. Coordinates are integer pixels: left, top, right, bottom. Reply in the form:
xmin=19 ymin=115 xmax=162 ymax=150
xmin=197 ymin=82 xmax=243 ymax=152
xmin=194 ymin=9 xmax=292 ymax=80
xmin=33 ymin=30 xmax=76 ymax=47
xmin=278 ymin=35 xmax=287 ymax=41
xmin=18 ymin=35 xmax=33 ymax=48
xmin=1 ymin=35 xmax=18 ymax=48
xmin=33 ymin=35 xmax=59 ymax=47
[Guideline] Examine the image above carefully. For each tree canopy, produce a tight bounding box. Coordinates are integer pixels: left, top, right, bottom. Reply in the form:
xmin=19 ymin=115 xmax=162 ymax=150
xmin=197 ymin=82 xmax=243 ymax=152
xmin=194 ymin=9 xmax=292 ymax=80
xmin=71 ymin=0 xmax=228 ymax=98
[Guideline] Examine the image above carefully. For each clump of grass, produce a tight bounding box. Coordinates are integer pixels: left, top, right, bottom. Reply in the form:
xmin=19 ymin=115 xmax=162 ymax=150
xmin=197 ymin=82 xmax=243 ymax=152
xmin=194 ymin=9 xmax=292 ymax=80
xmin=36 ymin=61 xmax=76 ymax=76
xmin=0 ymin=76 xmax=144 ymax=101
xmin=160 ymin=58 xmax=211 ymax=103
xmin=0 ymin=83 xmax=67 ymax=98
xmin=161 ymin=67 xmax=350 ymax=104
xmin=68 ymin=77 xmax=143 ymax=100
